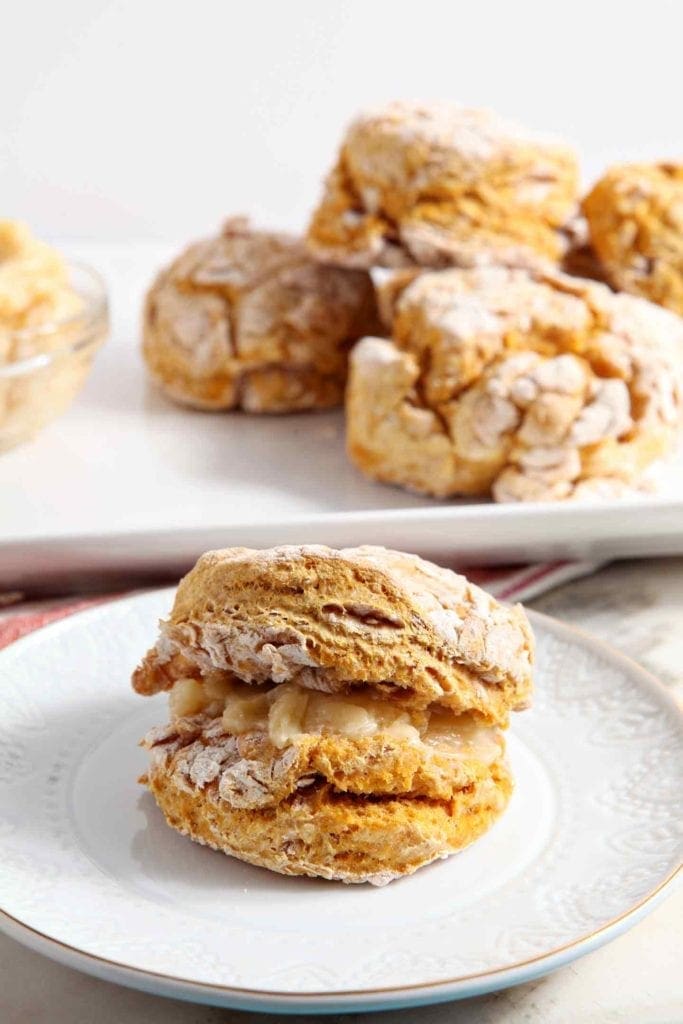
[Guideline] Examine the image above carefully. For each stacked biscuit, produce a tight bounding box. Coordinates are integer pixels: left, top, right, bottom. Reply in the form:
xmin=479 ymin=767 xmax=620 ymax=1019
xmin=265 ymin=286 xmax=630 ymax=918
xmin=133 ymin=545 xmax=533 ymax=884
xmin=142 ymin=102 xmax=683 ymax=502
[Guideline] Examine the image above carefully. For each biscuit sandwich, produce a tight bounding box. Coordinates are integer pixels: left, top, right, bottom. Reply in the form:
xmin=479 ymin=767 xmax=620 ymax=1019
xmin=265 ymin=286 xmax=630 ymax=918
xmin=133 ymin=545 xmax=533 ymax=884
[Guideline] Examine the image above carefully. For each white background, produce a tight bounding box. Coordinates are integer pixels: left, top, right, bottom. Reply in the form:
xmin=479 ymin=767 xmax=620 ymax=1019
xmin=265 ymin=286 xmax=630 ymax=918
xmin=2 ymin=0 xmax=681 ymax=243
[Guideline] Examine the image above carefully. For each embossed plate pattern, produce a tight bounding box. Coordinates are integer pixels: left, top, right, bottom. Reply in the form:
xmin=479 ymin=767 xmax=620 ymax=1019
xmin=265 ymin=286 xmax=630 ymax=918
xmin=0 ymin=591 xmax=681 ymax=1014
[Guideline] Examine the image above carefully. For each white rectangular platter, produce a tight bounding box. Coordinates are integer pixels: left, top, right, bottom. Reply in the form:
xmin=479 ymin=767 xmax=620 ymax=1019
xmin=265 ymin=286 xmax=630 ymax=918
xmin=2 ymin=243 xmax=682 ymax=589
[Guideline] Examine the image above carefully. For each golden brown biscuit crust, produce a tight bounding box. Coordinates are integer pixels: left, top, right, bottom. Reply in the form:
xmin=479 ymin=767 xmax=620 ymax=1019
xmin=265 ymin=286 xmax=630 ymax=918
xmin=134 ymin=545 xmax=526 ymax=884
xmin=145 ymin=749 xmax=512 ymax=885
xmin=346 ymin=266 xmax=683 ymax=502
xmin=132 ymin=545 xmax=534 ymax=727
xmin=142 ymin=218 xmax=380 ymax=412
xmin=307 ymin=102 xmax=579 ymax=271
xmin=0 ymin=221 xmax=100 ymax=451
xmin=583 ymin=163 xmax=683 ymax=315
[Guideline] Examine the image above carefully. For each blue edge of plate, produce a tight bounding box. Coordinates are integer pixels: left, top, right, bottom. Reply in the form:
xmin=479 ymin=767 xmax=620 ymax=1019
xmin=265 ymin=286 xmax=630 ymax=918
xmin=1 ymin=874 xmax=680 ymax=1015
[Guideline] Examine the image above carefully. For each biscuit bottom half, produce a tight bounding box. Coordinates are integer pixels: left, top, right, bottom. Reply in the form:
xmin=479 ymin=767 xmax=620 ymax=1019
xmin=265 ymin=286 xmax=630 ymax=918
xmin=145 ymin=758 xmax=512 ymax=886
xmin=140 ymin=674 xmax=513 ymax=885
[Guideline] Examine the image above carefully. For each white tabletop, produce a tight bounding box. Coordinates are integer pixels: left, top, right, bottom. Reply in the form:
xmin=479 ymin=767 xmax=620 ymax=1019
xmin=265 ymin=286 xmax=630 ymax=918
xmin=1 ymin=558 xmax=682 ymax=1023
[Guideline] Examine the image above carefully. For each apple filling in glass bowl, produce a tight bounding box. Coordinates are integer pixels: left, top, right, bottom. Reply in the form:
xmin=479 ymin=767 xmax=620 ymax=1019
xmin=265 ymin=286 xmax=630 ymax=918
xmin=168 ymin=673 xmax=503 ymax=765
xmin=0 ymin=220 xmax=109 ymax=451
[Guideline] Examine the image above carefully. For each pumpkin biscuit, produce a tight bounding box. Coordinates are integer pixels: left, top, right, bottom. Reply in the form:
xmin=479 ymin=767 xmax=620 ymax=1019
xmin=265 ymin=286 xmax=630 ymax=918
xmin=307 ymin=102 xmax=579 ymax=272
xmin=134 ymin=545 xmax=532 ymax=883
xmin=142 ymin=218 xmax=380 ymax=412
xmin=346 ymin=266 xmax=683 ymax=502
xmin=583 ymin=163 xmax=683 ymax=315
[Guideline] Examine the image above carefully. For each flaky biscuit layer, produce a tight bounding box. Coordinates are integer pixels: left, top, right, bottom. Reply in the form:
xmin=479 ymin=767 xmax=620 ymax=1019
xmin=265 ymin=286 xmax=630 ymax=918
xmin=145 ymin=749 xmax=512 ymax=885
xmin=347 ymin=266 xmax=683 ymax=502
xmin=142 ymin=218 xmax=380 ymax=412
xmin=132 ymin=545 xmax=533 ymax=727
xmin=307 ymin=102 xmax=579 ymax=272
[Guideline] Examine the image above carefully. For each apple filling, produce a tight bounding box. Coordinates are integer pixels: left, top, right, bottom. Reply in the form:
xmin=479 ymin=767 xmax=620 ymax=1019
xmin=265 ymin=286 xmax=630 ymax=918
xmin=168 ymin=674 xmax=503 ymax=765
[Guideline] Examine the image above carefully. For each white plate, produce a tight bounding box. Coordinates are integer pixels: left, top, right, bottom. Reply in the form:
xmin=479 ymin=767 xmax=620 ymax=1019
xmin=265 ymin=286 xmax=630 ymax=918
xmin=1 ymin=242 xmax=682 ymax=588
xmin=0 ymin=591 xmax=681 ymax=1014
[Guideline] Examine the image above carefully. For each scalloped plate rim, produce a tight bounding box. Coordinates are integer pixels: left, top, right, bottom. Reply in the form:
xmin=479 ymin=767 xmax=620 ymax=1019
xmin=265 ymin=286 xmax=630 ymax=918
xmin=0 ymin=595 xmax=681 ymax=1014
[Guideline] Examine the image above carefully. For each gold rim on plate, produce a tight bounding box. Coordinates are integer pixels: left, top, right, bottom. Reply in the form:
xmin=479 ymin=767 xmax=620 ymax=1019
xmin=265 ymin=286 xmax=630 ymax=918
xmin=0 ymin=609 xmax=681 ymax=1005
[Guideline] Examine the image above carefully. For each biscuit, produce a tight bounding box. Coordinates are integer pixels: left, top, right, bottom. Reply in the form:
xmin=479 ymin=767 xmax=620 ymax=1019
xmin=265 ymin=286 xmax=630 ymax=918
xmin=133 ymin=545 xmax=534 ymax=727
xmin=142 ymin=218 xmax=380 ymax=412
xmin=306 ymin=102 xmax=579 ymax=272
xmin=133 ymin=546 xmax=531 ymax=884
xmin=145 ymin=743 xmax=512 ymax=885
xmin=346 ymin=267 xmax=683 ymax=502
xmin=583 ymin=164 xmax=683 ymax=315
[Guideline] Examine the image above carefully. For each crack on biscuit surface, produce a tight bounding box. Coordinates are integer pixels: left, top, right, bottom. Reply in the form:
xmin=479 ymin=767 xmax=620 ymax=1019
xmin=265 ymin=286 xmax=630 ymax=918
xmin=346 ymin=266 xmax=683 ymax=502
xmin=142 ymin=219 xmax=381 ymax=412
xmin=307 ymin=102 xmax=579 ymax=272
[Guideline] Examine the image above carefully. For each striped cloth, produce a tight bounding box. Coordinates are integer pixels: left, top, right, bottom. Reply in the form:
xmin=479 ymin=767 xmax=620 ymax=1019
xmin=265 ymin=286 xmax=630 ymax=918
xmin=0 ymin=560 xmax=601 ymax=651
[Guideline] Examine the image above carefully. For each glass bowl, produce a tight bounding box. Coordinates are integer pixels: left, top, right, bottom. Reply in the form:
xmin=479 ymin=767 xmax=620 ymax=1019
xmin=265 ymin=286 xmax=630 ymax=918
xmin=0 ymin=261 xmax=109 ymax=451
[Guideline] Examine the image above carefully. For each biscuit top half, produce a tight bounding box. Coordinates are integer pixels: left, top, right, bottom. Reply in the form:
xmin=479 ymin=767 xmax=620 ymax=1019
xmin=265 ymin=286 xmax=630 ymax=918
xmin=132 ymin=545 xmax=534 ymax=726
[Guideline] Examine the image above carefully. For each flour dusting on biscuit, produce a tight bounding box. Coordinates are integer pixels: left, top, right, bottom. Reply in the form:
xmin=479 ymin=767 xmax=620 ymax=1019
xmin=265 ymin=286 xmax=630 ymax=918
xmin=346 ymin=266 xmax=683 ymax=502
xmin=142 ymin=218 xmax=380 ymax=412
xmin=133 ymin=545 xmax=533 ymax=884
xmin=307 ymin=101 xmax=579 ymax=272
